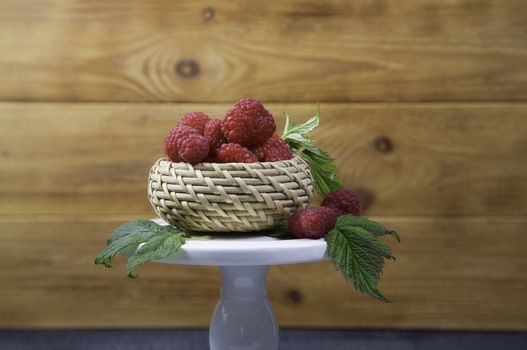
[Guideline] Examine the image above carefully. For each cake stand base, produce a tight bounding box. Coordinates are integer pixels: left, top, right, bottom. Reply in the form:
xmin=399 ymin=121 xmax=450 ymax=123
xmin=210 ymin=265 xmax=278 ymax=350
xmin=130 ymin=219 xmax=327 ymax=350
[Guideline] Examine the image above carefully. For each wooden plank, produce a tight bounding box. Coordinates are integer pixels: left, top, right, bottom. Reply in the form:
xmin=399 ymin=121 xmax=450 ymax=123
xmin=0 ymin=0 xmax=526 ymax=102
xmin=1 ymin=102 xmax=526 ymax=216
xmin=0 ymin=217 xmax=525 ymax=330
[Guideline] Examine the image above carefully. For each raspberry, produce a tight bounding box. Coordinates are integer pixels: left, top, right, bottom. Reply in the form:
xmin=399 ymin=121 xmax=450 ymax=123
xmin=177 ymin=133 xmax=210 ymax=164
xmin=179 ymin=112 xmax=210 ymax=134
xmin=164 ymin=126 xmax=200 ymax=162
xmin=203 ymin=119 xmax=226 ymax=156
xmin=321 ymin=188 xmax=362 ymax=216
xmin=222 ymin=98 xmax=276 ymax=147
xmin=216 ymin=143 xmax=258 ymax=163
xmin=252 ymin=134 xmax=293 ymax=162
xmin=288 ymin=207 xmax=338 ymax=239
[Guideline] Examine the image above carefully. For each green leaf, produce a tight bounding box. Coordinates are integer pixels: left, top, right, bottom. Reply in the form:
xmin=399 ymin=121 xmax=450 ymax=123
xmin=284 ymin=116 xmax=319 ymax=136
xmin=282 ymin=104 xmax=320 ymax=137
xmin=95 ymin=220 xmax=165 ymax=268
xmin=126 ymin=231 xmax=185 ymax=278
xmin=292 ymin=147 xmax=342 ymax=196
xmin=336 ymin=216 xmax=401 ymax=243
xmin=325 ymin=215 xmax=399 ymax=302
xmin=264 ymin=220 xmax=294 ymax=239
xmin=283 ymin=113 xmax=294 ymax=134
xmin=107 ymin=220 xmax=161 ymax=245
xmin=94 ymin=220 xmax=186 ymax=274
xmin=283 ymin=133 xmax=310 ymax=144
xmin=281 ymin=104 xmax=342 ymax=195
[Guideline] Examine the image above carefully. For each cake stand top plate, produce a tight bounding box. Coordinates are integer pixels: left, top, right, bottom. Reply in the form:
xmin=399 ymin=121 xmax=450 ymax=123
xmin=132 ymin=218 xmax=327 ymax=266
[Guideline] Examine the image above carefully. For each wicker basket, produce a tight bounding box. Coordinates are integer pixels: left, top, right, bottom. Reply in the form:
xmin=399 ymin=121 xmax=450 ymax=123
xmin=147 ymin=157 xmax=314 ymax=232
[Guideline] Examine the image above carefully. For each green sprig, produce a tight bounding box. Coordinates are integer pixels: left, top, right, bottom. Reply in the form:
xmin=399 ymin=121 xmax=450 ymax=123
xmin=325 ymin=215 xmax=399 ymax=302
xmin=95 ymin=220 xmax=186 ymax=277
xmin=281 ymin=105 xmax=342 ymax=195
xmin=264 ymin=220 xmax=294 ymax=239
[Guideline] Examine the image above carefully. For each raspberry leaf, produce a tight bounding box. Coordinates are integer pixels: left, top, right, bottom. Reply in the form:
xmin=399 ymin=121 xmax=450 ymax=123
xmin=283 ymin=110 xmax=320 ymax=135
xmin=95 ymin=220 xmax=186 ymax=276
xmin=337 ymin=215 xmax=401 ymax=243
xmin=283 ymin=113 xmax=294 ymax=133
xmin=264 ymin=220 xmax=295 ymax=239
xmin=126 ymin=230 xmax=185 ymax=278
xmin=106 ymin=220 xmax=161 ymax=246
xmin=281 ymin=105 xmax=342 ymax=195
xmin=325 ymin=215 xmax=399 ymax=302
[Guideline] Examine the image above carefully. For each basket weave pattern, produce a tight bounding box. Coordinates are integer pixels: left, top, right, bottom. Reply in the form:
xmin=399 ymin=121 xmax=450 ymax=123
xmin=148 ymin=157 xmax=314 ymax=232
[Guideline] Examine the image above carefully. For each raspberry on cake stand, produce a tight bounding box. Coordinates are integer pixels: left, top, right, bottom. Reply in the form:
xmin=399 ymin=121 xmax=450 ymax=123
xmin=129 ymin=218 xmax=327 ymax=350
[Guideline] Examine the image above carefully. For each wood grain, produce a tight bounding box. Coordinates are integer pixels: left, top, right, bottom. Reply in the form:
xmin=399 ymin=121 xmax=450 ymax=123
xmin=0 ymin=0 xmax=526 ymax=102
xmin=1 ymin=102 xmax=526 ymax=217
xmin=0 ymin=0 xmax=525 ymax=332
xmin=0 ymin=217 xmax=525 ymax=330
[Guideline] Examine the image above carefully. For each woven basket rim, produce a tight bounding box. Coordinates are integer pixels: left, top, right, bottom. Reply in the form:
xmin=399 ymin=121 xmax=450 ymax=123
xmin=154 ymin=157 xmax=310 ymax=172
xmin=157 ymin=156 xmax=305 ymax=166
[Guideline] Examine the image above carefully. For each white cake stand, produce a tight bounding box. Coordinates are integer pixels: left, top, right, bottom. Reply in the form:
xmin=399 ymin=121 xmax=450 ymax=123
xmin=133 ymin=219 xmax=327 ymax=350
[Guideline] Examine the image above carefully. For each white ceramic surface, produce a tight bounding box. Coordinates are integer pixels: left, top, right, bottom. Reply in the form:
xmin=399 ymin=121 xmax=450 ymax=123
xmin=210 ymin=266 xmax=278 ymax=350
xmin=146 ymin=218 xmax=328 ymax=266
xmin=130 ymin=219 xmax=328 ymax=350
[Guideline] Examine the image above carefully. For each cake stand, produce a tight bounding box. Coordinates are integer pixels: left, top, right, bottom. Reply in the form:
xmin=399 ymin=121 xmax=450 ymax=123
xmin=131 ymin=219 xmax=327 ymax=350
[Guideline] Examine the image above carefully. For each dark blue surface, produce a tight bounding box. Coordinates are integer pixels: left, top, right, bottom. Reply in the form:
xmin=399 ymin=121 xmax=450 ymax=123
xmin=0 ymin=329 xmax=525 ymax=350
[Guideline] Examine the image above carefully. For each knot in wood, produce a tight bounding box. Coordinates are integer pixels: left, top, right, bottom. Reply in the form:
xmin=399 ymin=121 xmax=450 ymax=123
xmin=202 ymin=7 xmax=215 ymax=21
xmin=176 ymin=59 xmax=200 ymax=78
xmin=373 ymin=136 xmax=394 ymax=153
xmin=287 ymin=289 xmax=303 ymax=304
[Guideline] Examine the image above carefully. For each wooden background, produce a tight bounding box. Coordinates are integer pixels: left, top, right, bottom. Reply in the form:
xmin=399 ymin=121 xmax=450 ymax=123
xmin=0 ymin=0 xmax=526 ymax=330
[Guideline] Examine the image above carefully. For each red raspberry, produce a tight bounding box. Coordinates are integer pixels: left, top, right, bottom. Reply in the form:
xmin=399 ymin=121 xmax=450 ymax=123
xmin=164 ymin=125 xmax=200 ymax=162
xmin=216 ymin=143 xmax=258 ymax=163
xmin=252 ymin=134 xmax=293 ymax=162
xmin=179 ymin=112 xmax=210 ymax=134
xmin=321 ymin=188 xmax=362 ymax=216
xmin=288 ymin=207 xmax=338 ymax=239
xmin=177 ymin=133 xmax=210 ymax=164
xmin=203 ymin=119 xmax=226 ymax=156
xmin=222 ymin=98 xmax=276 ymax=147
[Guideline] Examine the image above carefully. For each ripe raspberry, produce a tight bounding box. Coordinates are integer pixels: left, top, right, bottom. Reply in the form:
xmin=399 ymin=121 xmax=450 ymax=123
xmin=216 ymin=143 xmax=258 ymax=163
xmin=321 ymin=188 xmax=362 ymax=216
xmin=252 ymin=134 xmax=293 ymax=162
xmin=288 ymin=207 xmax=338 ymax=239
xmin=222 ymin=98 xmax=276 ymax=147
xmin=164 ymin=125 xmax=200 ymax=162
xmin=179 ymin=112 xmax=210 ymax=134
xmin=177 ymin=133 xmax=210 ymax=164
xmin=203 ymin=119 xmax=226 ymax=156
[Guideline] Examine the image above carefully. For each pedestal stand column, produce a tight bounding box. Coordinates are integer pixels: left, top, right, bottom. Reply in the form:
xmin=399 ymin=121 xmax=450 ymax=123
xmin=209 ymin=265 xmax=278 ymax=350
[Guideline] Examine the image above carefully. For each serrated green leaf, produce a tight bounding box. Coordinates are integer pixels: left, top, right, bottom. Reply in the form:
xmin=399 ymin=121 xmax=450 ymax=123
xmin=107 ymin=220 xmax=160 ymax=245
xmin=95 ymin=220 xmax=168 ymax=268
xmin=292 ymin=147 xmax=342 ymax=195
xmin=283 ymin=113 xmax=294 ymax=134
xmin=264 ymin=220 xmax=294 ymax=239
xmin=95 ymin=220 xmax=186 ymax=271
xmin=336 ymin=215 xmax=401 ymax=243
xmin=126 ymin=231 xmax=185 ymax=277
xmin=284 ymin=133 xmax=311 ymax=144
xmin=282 ymin=104 xmax=320 ymax=137
xmin=281 ymin=104 xmax=342 ymax=196
xmin=325 ymin=215 xmax=399 ymax=302
xmin=386 ymin=230 xmax=401 ymax=243
xmin=349 ymin=226 xmax=395 ymax=261
xmin=326 ymin=227 xmax=389 ymax=302
xmin=285 ymin=115 xmax=319 ymax=136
